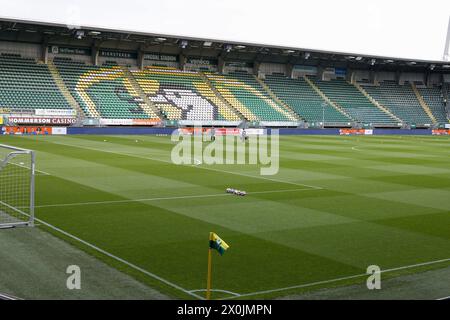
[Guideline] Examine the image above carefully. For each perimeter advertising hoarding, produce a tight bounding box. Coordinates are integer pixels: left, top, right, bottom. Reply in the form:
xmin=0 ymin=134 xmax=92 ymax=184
xmin=177 ymin=128 xmax=265 ymax=136
xmin=8 ymin=117 xmax=77 ymax=125
xmin=340 ymin=129 xmax=373 ymax=135
xmin=432 ymin=129 xmax=450 ymax=135
xmin=99 ymin=118 xmax=161 ymax=126
xmin=178 ymin=128 xmax=241 ymax=135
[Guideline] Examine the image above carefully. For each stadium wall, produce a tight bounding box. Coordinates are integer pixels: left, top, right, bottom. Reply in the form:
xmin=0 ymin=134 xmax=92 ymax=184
xmin=67 ymin=127 xmax=174 ymax=135
xmin=0 ymin=126 xmax=441 ymax=135
xmin=66 ymin=127 xmax=435 ymax=135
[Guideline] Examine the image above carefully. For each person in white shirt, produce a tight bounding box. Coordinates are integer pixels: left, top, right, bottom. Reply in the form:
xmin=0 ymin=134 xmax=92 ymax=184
xmin=240 ymin=128 xmax=247 ymax=142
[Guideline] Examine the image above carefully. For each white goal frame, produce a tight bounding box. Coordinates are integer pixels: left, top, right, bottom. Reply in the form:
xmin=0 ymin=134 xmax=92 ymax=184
xmin=0 ymin=144 xmax=35 ymax=228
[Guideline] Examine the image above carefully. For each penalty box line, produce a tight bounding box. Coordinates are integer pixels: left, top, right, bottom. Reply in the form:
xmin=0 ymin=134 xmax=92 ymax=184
xmin=42 ymin=139 xmax=323 ymax=191
xmin=222 ymin=257 xmax=450 ymax=300
xmin=32 ymin=188 xmax=315 ymax=209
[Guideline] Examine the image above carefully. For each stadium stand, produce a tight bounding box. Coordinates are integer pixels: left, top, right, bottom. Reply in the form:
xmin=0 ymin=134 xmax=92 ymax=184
xmin=263 ymin=75 xmax=351 ymax=124
xmin=53 ymin=57 xmax=159 ymax=119
xmin=416 ymin=86 xmax=448 ymax=123
xmin=312 ymin=77 xmax=398 ymax=126
xmin=130 ymin=67 xmax=240 ymax=121
xmin=0 ymin=54 xmax=73 ymax=112
xmin=0 ymin=51 xmax=448 ymax=127
xmin=362 ymin=81 xmax=433 ymax=125
xmin=206 ymin=71 xmax=297 ymax=121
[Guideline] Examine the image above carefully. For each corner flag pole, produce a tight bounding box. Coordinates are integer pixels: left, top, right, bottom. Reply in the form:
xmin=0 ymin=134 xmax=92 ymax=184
xmin=206 ymin=232 xmax=213 ymax=300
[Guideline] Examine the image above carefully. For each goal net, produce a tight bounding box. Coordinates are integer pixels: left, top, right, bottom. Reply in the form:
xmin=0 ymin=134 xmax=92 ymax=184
xmin=0 ymin=144 xmax=35 ymax=228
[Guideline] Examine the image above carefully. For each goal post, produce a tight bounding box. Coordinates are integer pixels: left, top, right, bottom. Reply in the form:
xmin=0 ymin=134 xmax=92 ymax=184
xmin=0 ymin=144 xmax=35 ymax=228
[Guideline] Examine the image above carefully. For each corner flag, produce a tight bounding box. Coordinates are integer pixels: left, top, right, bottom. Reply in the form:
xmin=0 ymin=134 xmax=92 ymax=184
xmin=206 ymin=232 xmax=230 ymax=300
xmin=209 ymin=232 xmax=230 ymax=255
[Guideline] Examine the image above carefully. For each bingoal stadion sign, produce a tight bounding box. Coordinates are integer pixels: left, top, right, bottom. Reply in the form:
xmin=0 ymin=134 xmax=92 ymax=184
xmin=8 ymin=117 xmax=77 ymax=125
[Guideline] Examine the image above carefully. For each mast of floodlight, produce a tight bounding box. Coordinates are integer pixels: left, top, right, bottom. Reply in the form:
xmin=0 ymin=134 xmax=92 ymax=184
xmin=444 ymin=16 xmax=450 ymax=61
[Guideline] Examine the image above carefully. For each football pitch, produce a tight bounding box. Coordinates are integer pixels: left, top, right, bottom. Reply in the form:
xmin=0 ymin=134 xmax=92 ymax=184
xmin=1 ymin=134 xmax=450 ymax=299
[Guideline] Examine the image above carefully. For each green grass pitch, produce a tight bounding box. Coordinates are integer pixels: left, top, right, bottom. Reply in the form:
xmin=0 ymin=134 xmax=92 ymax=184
xmin=1 ymin=134 xmax=450 ymax=299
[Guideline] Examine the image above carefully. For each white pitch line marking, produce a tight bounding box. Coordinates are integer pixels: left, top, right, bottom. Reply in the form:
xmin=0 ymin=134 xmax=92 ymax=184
xmin=32 ymin=188 xmax=314 ymax=209
xmin=223 ymin=257 xmax=450 ymax=299
xmin=0 ymin=293 xmax=21 ymax=300
xmin=189 ymin=289 xmax=241 ymax=297
xmin=10 ymin=162 xmax=51 ymax=175
xmin=6 ymin=200 xmax=203 ymax=299
xmin=32 ymin=215 xmax=204 ymax=300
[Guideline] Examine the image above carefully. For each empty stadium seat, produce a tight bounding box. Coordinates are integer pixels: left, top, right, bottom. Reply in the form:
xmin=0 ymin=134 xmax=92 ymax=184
xmin=264 ymin=75 xmax=351 ymax=124
xmin=363 ymin=81 xmax=432 ymax=125
xmin=131 ymin=67 xmax=240 ymax=121
xmin=0 ymin=55 xmax=73 ymax=112
xmin=206 ymin=72 xmax=297 ymax=121
xmin=417 ymin=86 xmax=448 ymax=123
xmin=54 ymin=58 xmax=158 ymax=119
xmin=313 ymin=77 xmax=397 ymax=125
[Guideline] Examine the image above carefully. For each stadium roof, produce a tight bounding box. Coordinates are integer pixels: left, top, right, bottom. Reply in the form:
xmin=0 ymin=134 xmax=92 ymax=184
xmin=1 ymin=16 xmax=450 ymax=73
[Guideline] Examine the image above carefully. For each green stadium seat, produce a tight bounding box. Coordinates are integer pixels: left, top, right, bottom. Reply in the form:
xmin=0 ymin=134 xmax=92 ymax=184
xmin=53 ymin=57 xmax=159 ymax=119
xmin=363 ymin=81 xmax=432 ymax=125
xmin=206 ymin=72 xmax=297 ymax=122
xmin=263 ymin=75 xmax=351 ymax=124
xmin=0 ymin=55 xmax=73 ymax=113
xmin=313 ymin=77 xmax=398 ymax=126
xmin=131 ymin=67 xmax=240 ymax=121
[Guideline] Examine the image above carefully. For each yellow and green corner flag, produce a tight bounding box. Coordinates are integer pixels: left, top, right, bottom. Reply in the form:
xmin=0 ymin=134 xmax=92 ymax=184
xmin=207 ymin=232 xmax=230 ymax=299
xmin=209 ymin=232 xmax=229 ymax=255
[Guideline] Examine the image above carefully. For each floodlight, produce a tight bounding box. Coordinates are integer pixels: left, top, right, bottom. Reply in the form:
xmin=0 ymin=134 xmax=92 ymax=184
xmin=180 ymin=40 xmax=188 ymax=49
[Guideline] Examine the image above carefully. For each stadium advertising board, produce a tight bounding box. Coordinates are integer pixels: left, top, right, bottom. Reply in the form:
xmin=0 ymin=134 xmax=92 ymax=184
xmin=51 ymin=127 xmax=68 ymax=135
xmin=177 ymin=120 xmax=241 ymax=126
xmin=432 ymin=129 xmax=450 ymax=135
xmin=178 ymin=128 xmax=241 ymax=135
xmin=186 ymin=57 xmax=218 ymax=66
xmin=99 ymin=50 xmax=137 ymax=59
xmin=340 ymin=129 xmax=373 ymax=135
xmin=2 ymin=126 xmax=67 ymax=135
xmin=7 ymin=117 xmax=77 ymax=125
xmin=99 ymin=118 xmax=161 ymax=126
xmin=35 ymin=109 xmax=77 ymax=116
xmin=225 ymin=61 xmax=254 ymax=68
xmin=2 ymin=126 xmax=52 ymax=135
xmin=259 ymin=121 xmax=300 ymax=127
xmin=293 ymin=65 xmax=318 ymax=75
xmin=335 ymin=68 xmax=347 ymax=76
xmin=244 ymin=128 xmax=265 ymax=135
xmin=144 ymin=53 xmax=178 ymax=62
xmin=132 ymin=119 xmax=162 ymax=126
xmin=49 ymin=46 xmax=91 ymax=56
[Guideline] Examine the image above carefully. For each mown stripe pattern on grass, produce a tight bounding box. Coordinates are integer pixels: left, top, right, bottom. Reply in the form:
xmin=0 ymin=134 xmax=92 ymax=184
xmin=1 ymin=134 xmax=450 ymax=299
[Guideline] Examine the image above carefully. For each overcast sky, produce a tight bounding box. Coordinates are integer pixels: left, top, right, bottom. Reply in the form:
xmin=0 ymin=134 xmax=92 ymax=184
xmin=1 ymin=0 xmax=449 ymax=61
